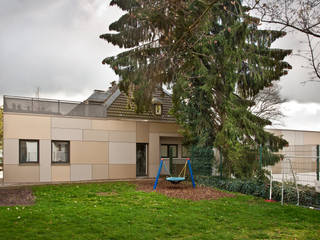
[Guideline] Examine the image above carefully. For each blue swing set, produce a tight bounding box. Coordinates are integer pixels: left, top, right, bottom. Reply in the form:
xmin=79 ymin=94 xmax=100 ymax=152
xmin=153 ymin=158 xmax=196 ymax=190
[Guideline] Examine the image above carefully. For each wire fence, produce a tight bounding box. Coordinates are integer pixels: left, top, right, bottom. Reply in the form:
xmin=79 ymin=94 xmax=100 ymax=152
xmin=268 ymin=145 xmax=319 ymax=187
xmin=182 ymin=145 xmax=320 ymax=206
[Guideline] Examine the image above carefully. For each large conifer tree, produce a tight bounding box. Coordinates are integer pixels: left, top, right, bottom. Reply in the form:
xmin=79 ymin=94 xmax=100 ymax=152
xmin=101 ymin=0 xmax=292 ymax=177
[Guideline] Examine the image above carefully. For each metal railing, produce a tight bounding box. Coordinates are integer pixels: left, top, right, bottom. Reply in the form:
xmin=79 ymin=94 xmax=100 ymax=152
xmin=3 ymin=95 xmax=107 ymax=118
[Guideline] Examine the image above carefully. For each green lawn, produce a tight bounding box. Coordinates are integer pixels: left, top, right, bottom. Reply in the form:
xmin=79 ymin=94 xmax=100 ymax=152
xmin=0 ymin=182 xmax=319 ymax=240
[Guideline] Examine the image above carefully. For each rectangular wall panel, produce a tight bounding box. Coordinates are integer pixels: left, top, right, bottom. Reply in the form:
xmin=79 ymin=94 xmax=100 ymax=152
xmin=149 ymin=123 xmax=179 ymax=134
xmin=4 ymin=114 xmax=51 ymax=139
xmin=83 ymin=129 xmax=109 ymax=142
xmin=109 ymin=142 xmax=136 ymax=164
xmin=109 ymin=131 xmax=136 ymax=143
xmin=4 ymin=164 xmax=40 ymax=183
xmin=52 ymin=128 xmax=82 ymax=141
xmin=136 ymin=122 xmax=149 ymax=143
xmin=52 ymin=117 xmax=91 ymax=129
xmin=108 ymin=164 xmax=135 ymax=179
xmin=39 ymin=140 xmax=51 ymax=182
xmin=71 ymin=141 xmax=108 ymax=164
xmin=3 ymin=139 xmax=19 ymax=165
xmin=148 ymin=133 xmax=160 ymax=177
xmin=92 ymin=164 xmax=108 ymax=180
xmin=51 ymin=165 xmax=70 ymax=182
xmin=92 ymin=120 xmax=136 ymax=131
xmin=71 ymin=164 xmax=92 ymax=181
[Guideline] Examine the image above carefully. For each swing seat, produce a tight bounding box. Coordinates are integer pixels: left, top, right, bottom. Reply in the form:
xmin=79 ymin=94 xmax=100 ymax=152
xmin=166 ymin=177 xmax=185 ymax=184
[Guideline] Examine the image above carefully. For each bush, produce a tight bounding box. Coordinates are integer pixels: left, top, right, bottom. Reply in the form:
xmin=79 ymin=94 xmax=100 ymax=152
xmin=194 ymin=175 xmax=319 ymax=207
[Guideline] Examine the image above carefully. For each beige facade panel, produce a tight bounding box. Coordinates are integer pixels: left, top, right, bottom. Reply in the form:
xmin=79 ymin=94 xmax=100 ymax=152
xmin=136 ymin=122 xmax=149 ymax=143
xmin=303 ymin=132 xmax=320 ymax=145
xmin=3 ymin=139 xmax=19 ymax=165
xmin=92 ymin=164 xmax=108 ymax=180
xmin=4 ymin=114 xmax=51 ymax=139
xmin=70 ymin=164 xmax=92 ymax=181
xmin=51 ymin=165 xmax=70 ymax=182
xmin=149 ymin=133 xmax=160 ymax=177
xmin=52 ymin=117 xmax=91 ymax=130
xmin=279 ymin=130 xmax=304 ymax=146
xmin=109 ymin=131 xmax=136 ymax=143
xmin=39 ymin=140 xmax=51 ymax=182
xmin=83 ymin=129 xmax=109 ymax=142
xmin=109 ymin=142 xmax=136 ymax=164
xmin=71 ymin=141 xmax=108 ymax=164
xmin=149 ymin=123 xmax=179 ymax=134
xmin=4 ymin=164 xmax=40 ymax=183
xmin=52 ymin=128 xmax=82 ymax=141
xmin=92 ymin=119 xmax=136 ymax=132
xmin=108 ymin=164 xmax=135 ymax=179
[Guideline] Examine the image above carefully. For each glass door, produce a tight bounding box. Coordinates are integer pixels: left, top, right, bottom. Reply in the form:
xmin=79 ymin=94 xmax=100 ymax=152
xmin=136 ymin=143 xmax=147 ymax=176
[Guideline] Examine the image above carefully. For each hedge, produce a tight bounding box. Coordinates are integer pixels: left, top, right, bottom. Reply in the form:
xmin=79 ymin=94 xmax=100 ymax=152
xmin=194 ymin=175 xmax=319 ymax=207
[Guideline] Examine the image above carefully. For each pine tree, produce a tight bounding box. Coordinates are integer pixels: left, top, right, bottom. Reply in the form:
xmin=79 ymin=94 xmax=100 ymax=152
xmin=101 ymin=0 xmax=291 ymax=177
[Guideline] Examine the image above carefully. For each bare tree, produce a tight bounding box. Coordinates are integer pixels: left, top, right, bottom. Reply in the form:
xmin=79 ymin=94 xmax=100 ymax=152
xmin=246 ymin=0 xmax=320 ymax=81
xmin=249 ymin=83 xmax=286 ymax=125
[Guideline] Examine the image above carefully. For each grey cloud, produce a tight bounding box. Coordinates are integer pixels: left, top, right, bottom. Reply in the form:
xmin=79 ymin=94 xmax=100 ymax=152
xmin=0 ymin=0 xmax=124 ymax=103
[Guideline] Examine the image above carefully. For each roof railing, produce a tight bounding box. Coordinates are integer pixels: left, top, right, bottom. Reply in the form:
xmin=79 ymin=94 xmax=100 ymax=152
xmin=3 ymin=95 xmax=107 ymax=118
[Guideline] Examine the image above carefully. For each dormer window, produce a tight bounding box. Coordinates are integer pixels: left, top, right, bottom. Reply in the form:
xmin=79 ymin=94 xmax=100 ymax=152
xmin=155 ymin=104 xmax=162 ymax=115
xmin=152 ymin=97 xmax=163 ymax=116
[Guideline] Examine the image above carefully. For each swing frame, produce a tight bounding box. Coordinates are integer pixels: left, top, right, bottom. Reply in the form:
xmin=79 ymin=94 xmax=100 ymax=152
xmin=153 ymin=158 xmax=196 ymax=190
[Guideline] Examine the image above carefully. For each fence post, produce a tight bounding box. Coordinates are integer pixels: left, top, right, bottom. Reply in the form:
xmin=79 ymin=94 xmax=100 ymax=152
xmin=317 ymin=145 xmax=319 ymax=181
xmin=219 ymin=148 xmax=223 ymax=179
xmin=169 ymin=147 xmax=173 ymax=175
xmin=259 ymin=145 xmax=263 ymax=170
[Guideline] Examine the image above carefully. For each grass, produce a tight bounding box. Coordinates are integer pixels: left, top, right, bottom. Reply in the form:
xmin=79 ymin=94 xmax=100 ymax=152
xmin=0 ymin=182 xmax=319 ymax=240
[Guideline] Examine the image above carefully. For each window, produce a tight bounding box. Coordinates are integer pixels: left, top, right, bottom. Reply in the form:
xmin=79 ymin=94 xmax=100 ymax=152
xmin=19 ymin=140 xmax=39 ymax=163
xmin=161 ymin=144 xmax=178 ymax=158
xmin=182 ymin=145 xmax=190 ymax=158
xmin=161 ymin=145 xmax=168 ymax=158
xmin=52 ymin=141 xmax=70 ymax=164
xmin=154 ymin=104 xmax=162 ymax=115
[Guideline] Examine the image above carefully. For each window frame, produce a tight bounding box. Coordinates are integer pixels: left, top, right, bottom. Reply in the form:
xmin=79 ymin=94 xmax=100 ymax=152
xmin=19 ymin=139 xmax=39 ymax=164
xmin=182 ymin=145 xmax=190 ymax=158
xmin=51 ymin=140 xmax=70 ymax=164
xmin=154 ymin=104 xmax=162 ymax=115
xmin=160 ymin=144 xmax=178 ymax=158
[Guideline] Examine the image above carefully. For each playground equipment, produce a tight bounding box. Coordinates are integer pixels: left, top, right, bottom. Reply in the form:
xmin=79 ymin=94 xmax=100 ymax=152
xmin=153 ymin=158 xmax=196 ymax=190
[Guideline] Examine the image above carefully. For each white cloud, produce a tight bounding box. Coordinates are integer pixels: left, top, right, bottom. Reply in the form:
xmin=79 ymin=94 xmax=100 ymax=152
xmin=272 ymin=101 xmax=320 ymax=131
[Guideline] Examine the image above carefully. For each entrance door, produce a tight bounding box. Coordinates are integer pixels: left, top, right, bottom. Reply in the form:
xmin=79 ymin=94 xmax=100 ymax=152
xmin=136 ymin=143 xmax=147 ymax=176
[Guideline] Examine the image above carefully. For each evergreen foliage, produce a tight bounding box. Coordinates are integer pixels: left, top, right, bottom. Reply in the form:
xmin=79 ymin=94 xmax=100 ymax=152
xmin=101 ymin=0 xmax=292 ymax=177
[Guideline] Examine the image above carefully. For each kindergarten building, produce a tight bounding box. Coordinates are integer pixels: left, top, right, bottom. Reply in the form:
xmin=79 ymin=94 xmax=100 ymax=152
xmin=2 ymin=84 xmax=320 ymax=185
xmin=2 ymin=85 xmax=189 ymax=183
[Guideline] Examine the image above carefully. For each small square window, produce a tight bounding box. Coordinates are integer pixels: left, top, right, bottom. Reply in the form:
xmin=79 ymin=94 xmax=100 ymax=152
xmin=52 ymin=141 xmax=70 ymax=164
xmin=19 ymin=140 xmax=39 ymax=163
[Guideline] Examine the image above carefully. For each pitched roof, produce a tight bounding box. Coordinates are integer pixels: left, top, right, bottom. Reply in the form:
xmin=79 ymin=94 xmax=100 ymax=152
xmin=86 ymin=85 xmax=175 ymax=122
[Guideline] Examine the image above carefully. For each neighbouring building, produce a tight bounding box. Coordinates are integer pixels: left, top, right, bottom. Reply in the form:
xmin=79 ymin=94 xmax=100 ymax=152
xmin=2 ymin=85 xmax=189 ymax=183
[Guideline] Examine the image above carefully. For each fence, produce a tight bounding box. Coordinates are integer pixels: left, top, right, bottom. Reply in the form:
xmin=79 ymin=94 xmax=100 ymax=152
xmin=185 ymin=145 xmax=320 ymax=207
xmin=3 ymin=95 xmax=107 ymax=118
xmin=268 ymin=145 xmax=319 ymax=187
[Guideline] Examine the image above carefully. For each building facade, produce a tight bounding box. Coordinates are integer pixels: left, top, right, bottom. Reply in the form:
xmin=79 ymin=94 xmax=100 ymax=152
xmin=2 ymin=86 xmax=187 ymax=183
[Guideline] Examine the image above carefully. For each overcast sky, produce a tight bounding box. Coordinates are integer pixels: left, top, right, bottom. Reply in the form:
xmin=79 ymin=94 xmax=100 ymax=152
xmin=0 ymin=0 xmax=320 ymax=131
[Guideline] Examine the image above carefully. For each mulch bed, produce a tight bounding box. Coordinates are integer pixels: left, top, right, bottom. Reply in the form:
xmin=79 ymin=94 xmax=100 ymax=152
xmin=135 ymin=180 xmax=234 ymax=201
xmin=0 ymin=188 xmax=35 ymax=206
